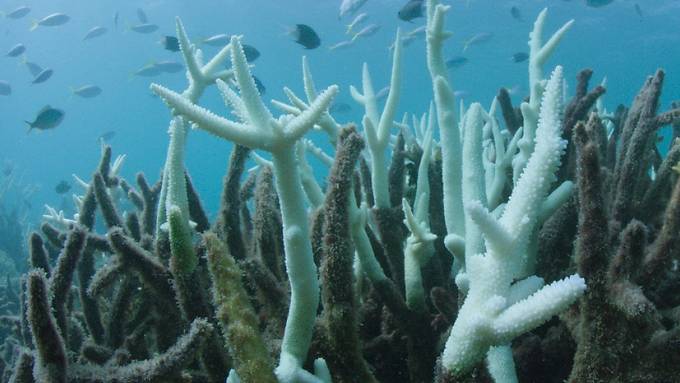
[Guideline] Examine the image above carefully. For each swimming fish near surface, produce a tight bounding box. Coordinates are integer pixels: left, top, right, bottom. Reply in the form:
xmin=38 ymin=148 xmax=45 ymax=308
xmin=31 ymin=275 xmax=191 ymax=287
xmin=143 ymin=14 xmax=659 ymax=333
xmin=83 ymin=26 xmax=108 ymax=41
xmin=202 ymin=34 xmax=230 ymax=47
xmin=130 ymin=23 xmax=159 ymax=34
xmin=133 ymin=63 xmax=163 ymax=77
xmin=154 ymin=61 xmax=184 ymax=73
xmin=3 ymin=6 xmax=30 ymax=19
xmin=98 ymin=130 xmax=116 ymax=143
xmin=71 ymin=85 xmax=102 ymax=98
xmin=585 ymin=0 xmax=614 ymax=7
xmin=398 ymin=0 xmax=425 ymax=22
xmin=242 ymin=44 xmax=260 ymax=62
xmin=31 ymin=68 xmax=53 ymax=84
xmin=161 ymin=36 xmax=180 ymax=52
xmin=25 ymin=106 xmax=64 ymax=133
xmin=445 ymin=56 xmax=468 ymax=69
xmin=351 ymin=23 xmax=380 ymax=42
xmin=22 ymin=58 xmax=43 ymax=77
xmin=463 ymin=32 xmax=493 ymax=52
xmin=512 ymin=52 xmax=529 ymax=63
xmin=339 ymin=0 xmax=368 ymax=19
xmin=55 ymin=180 xmax=71 ymax=194
xmin=30 ymin=13 xmax=70 ymax=31
xmin=329 ymin=40 xmax=354 ymax=51
xmin=289 ymin=24 xmax=321 ymax=49
xmin=0 ymin=81 xmax=11 ymax=96
xmin=6 ymin=43 xmax=25 ymax=57
xmin=510 ymin=6 xmax=522 ymax=21
xmin=346 ymin=12 xmax=368 ymax=35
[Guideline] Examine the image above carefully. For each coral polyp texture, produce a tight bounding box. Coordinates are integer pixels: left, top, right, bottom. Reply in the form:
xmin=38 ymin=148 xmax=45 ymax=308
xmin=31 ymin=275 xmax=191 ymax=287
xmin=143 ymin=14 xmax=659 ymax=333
xmin=2 ymin=1 xmax=680 ymax=382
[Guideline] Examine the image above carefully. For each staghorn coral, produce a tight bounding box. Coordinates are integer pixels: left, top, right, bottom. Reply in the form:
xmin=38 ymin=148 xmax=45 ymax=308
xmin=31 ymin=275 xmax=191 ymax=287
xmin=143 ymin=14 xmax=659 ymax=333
xmin=2 ymin=4 xmax=680 ymax=383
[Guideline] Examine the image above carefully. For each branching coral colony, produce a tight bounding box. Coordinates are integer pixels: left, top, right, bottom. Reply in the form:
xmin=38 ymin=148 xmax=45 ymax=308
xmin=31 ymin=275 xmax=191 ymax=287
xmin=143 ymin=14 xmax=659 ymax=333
xmin=2 ymin=0 xmax=680 ymax=382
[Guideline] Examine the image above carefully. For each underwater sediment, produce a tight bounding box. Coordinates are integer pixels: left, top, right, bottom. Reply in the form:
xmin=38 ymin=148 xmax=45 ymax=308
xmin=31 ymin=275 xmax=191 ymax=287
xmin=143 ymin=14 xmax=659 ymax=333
xmin=1 ymin=1 xmax=680 ymax=382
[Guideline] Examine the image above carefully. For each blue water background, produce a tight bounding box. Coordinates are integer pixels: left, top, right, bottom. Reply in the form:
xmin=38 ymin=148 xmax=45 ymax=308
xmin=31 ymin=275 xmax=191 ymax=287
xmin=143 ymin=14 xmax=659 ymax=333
xmin=1 ymin=0 xmax=679 ymax=224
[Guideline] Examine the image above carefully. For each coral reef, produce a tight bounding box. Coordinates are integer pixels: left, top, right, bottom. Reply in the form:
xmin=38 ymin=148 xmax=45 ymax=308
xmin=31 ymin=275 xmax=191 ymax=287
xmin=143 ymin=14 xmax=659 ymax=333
xmin=1 ymin=1 xmax=680 ymax=382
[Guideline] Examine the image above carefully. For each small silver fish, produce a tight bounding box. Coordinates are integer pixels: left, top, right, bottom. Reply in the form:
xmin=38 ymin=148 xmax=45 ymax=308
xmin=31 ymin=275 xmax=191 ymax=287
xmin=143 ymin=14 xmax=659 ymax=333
xmin=202 ymin=34 xmax=230 ymax=46
xmin=136 ymin=8 xmax=148 ymax=23
xmin=154 ymin=61 xmax=184 ymax=73
xmin=339 ymin=0 xmax=368 ymax=19
xmin=83 ymin=26 xmax=107 ymax=41
xmin=463 ymin=32 xmax=493 ymax=52
xmin=4 ymin=6 xmax=30 ymax=19
xmin=329 ymin=40 xmax=354 ymax=51
xmin=346 ymin=12 xmax=368 ymax=35
xmin=0 ymin=81 xmax=11 ymax=96
xmin=6 ymin=43 xmax=25 ymax=57
xmin=133 ymin=63 xmax=163 ymax=77
xmin=25 ymin=105 xmax=64 ymax=132
xmin=71 ymin=85 xmax=102 ymax=98
xmin=31 ymin=13 xmax=70 ymax=31
xmin=32 ymin=68 xmax=53 ymax=84
xmin=351 ymin=24 xmax=381 ymax=42
xmin=130 ymin=23 xmax=158 ymax=34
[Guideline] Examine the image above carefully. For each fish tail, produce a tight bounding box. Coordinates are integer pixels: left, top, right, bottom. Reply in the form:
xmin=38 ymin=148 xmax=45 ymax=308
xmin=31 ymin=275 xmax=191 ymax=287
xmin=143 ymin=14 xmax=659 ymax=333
xmin=29 ymin=21 xmax=38 ymax=31
xmin=24 ymin=121 xmax=33 ymax=134
xmin=462 ymin=42 xmax=469 ymax=53
xmin=346 ymin=24 xmax=353 ymax=35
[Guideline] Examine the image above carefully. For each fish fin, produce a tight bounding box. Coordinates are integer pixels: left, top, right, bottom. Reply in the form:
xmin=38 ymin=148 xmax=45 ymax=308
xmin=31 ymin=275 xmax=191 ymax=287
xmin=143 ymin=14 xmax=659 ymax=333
xmin=24 ymin=121 xmax=33 ymax=134
xmin=29 ymin=20 xmax=38 ymax=32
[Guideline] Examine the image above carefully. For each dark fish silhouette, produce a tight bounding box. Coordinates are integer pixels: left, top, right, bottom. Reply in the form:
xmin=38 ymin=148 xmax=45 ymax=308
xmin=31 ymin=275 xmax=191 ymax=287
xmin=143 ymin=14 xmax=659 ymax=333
xmin=445 ymin=56 xmax=468 ymax=69
xmin=136 ymin=8 xmax=148 ymax=23
xmin=512 ymin=52 xmax=529 ymax=63
xmin=130 ymin=23 xmax=158 ymax=34
xmin=83 ymin=26 xmax=107 ymax=40
xmin=161 ymin=36 xmax=180 ymax=52
xmin=634 ymin=3 xmax=643 ymax=19
xmin=290 ymin=24 xmax=320 ymax=49
xmin=242 ymin=44 xmax=260 ymax=62
xmin=113 ymin=11 xmax=119 ymax=29
xmin=25 ymin=106 xmax=64 ymax=133
xmin=4 ymin=6 xmax=30 ymax=19
xmin=6 ymin=43 xmax=25 ymax=57
xmin=55 ymin=180 xmax=71 ymax=194
xmin=71 ymin=85 xmax=102 ymax=98
xmin=510 ymin=6 xmax=522 ymax=21
xmin=0 ymin=81 xmax=10 ymax=95
xmin=253 ymin=75 xmax=266 ymax=95
xmin=585 ymin=0 xmax=614 ymax=7
xmin=31 ymin=13 xmax=70 ymax=31
xmin=32 ymin=68 xmax=53 ymax=84
xmin=398 ymin=0 xmax=424 ymax=22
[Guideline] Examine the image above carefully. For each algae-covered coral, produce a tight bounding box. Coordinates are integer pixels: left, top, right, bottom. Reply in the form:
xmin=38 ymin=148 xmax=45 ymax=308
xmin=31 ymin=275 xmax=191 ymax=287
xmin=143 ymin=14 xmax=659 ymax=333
xmin=2 ymin=1 xmax=680 ymax=382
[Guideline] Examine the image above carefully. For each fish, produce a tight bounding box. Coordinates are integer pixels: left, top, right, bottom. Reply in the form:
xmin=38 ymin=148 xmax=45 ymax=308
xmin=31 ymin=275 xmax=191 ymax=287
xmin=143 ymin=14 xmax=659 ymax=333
xmin=25 ymin=106 xmax=64 ymax=133
xmin=22 ymin=58 xmax=43 ymax=77
xmin=376 ymin=86 xmax=390 ymax=102
xmin=339 ymin=0 xmax=368 ymax=19
xmin=329 ymin=40 xmax=354 ymax=51
xmin=202 ymin=34 xmax=230 ymax=46
xmin=289 ymin=24 xmax=321 ymax=49
xmin=398 ymin=0 xmax=425 ymax=22
xmin=454 ymin=90 xmax=470 ymax=98
xmin=406 ymin=25 xmax=426 ymax=38
xmin=130 ymin=23 xmax=159 ymax=34
xmin=3 ymin=6 xmax=30 ymax=19
xmin=98 ymin=130 xmax=116 ymax=143
xmin=330 ymin=101 xmax=352 ymax=114
xmin=133 ymin=63 xmax=163 ymax=77
xmin=6 ymin=43 xmax=25 ymax=57
xmin=346 ymin=12 xmax=368 ymax=35
xmin=585 ymin=0 xmax=614 ymax=7
xmin=83 ymin=26 xmax=107 ymax=41
xmin=31 ymin=13 xmax=70 ymax=31
xmin=510 ymin=6 xmax=522 ymax=21
xmin=512 ymin=52 xmax=529 ymax=63
xmin=445 ymin=56 xmax=468 ymax=69
xmin=161 ymin=36 xmax=180 ymax=52
xmin=136 ymin=8 xmax=148 ymax=23
xmin=155 ymin=61 xmax=184 ymax=73
xmin=71 ymin=85 xmax=102 ymax=98
xmin=113 ymin=11 xmax=119 ymax=29
xmin=31 ymin=68 xmax=53 ymax=84
xmin=242 ymin=44 xmax=260 ymax=62
xmin=0 ymin=81 xmax=10 ymax=96
xmin=351 ymin=24 xmax=381 ymax=42
xmin=55 ymin=180 xmax=71 ymax=194
xmin=634 ymin=3 xmax=643 ymax=19
xmin=463 ymin=32 xmax=493 ymax=52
